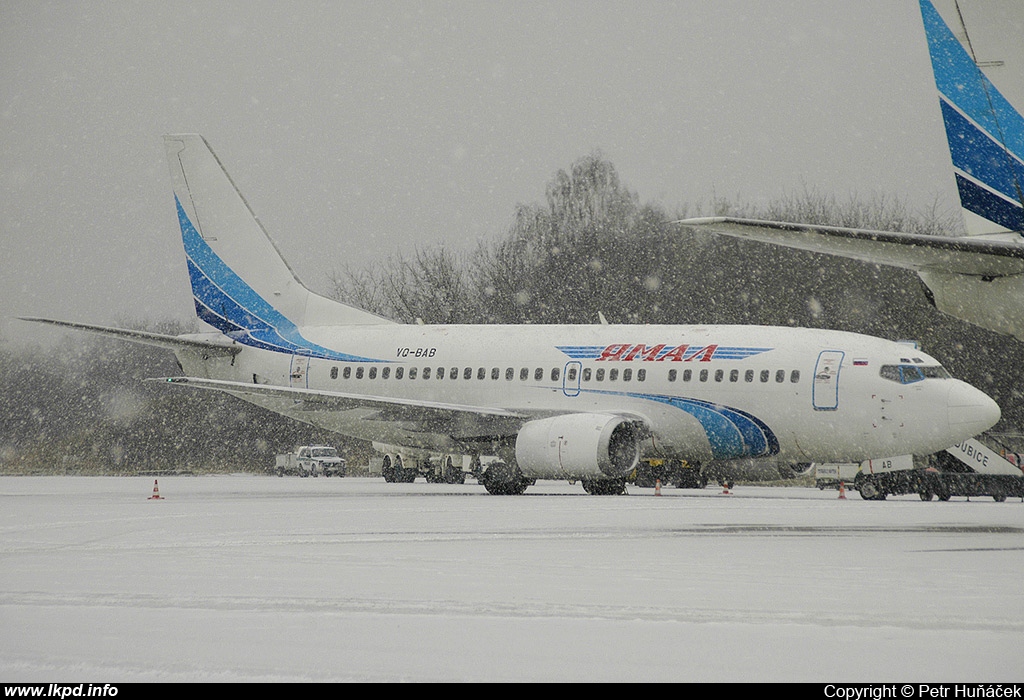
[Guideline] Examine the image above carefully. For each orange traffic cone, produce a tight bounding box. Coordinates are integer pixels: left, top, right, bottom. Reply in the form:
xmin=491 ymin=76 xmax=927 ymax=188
xmin=148 ymin=479 xmax=164 ymax=500
xmin=721 ymin=481 xmax=732 ymax=495
xmin=655 ymin=479 xmax=662 ymax=496
xmin=838 ymin=481 xmax=847 ymax=500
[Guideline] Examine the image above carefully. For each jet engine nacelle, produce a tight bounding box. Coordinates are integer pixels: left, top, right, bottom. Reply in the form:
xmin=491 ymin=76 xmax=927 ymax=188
xmin=515 ymin=413 xmax=646 ymax=479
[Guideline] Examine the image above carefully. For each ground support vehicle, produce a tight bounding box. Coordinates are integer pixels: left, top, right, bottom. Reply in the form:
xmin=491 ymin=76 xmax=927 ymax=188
xmin=369 ymin=449 xmax=467 ymax=484
xmin=630 ymin=459 xmax=707 ymax=489
xmin=275 ymin=446 xmax=346 ymax=477
xmin=816 ymin=437 xmax=1024 ymax=502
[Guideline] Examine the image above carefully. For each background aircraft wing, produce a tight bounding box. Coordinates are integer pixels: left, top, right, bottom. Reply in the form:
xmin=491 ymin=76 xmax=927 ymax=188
xmin=678 ymin=217 xmax=1024 ymax=278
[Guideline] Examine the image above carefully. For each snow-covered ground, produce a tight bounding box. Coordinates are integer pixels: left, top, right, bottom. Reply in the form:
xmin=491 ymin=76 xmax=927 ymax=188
xmin=1 ymin=476 xmax=1021 ymax=682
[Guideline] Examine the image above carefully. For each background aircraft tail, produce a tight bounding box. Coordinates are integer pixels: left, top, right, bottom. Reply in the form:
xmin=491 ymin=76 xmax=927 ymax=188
xmin=164 ymin=134 xmax=393 ymax=342
xmin=921 ymin=0 xmax=1024 ymax=235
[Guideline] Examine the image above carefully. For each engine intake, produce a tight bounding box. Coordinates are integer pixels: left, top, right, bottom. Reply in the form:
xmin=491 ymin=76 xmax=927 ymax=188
xmin=515 ymin=413 xmax=646 ymax=479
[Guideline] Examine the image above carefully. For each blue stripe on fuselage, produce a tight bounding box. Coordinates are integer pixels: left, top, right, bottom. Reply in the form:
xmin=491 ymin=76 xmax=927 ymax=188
xmin=582 ymin=388 xmax=779 ymax=460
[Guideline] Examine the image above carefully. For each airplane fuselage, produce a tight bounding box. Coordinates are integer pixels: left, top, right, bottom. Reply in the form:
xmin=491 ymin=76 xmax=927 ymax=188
xmin=174 ymin=322 xmax=994 ymax=478
xmin=21 ymin=130 xmax=1005 ymax=493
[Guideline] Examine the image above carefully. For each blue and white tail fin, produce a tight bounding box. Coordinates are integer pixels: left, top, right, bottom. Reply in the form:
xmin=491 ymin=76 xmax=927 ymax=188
xmin=164 ymin=134 xmax=394 ymax=345
xmin=920 ymin=0 xmax=1024 ymax=235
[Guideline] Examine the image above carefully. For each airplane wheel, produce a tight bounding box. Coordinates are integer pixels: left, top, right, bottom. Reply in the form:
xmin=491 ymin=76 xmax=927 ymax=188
xmin=993 ymin=494 xmax=1007 ymax=502
xmin=857 ymin=479 xmax=886 ymax=501
xmin=441 ymin=456 xmax=464 ymax=484
xmin=919 ymin=491 xmax=934 ymax=501
xmin=582 ymin=478 xmax=627 ymax=495
xmin=674 ymin=469 xmax=705 ymax=489
xmin=481 ymin=462 xmax=528 ymax=495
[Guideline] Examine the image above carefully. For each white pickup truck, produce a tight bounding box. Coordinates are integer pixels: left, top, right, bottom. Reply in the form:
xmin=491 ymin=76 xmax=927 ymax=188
xmin=275 ymin=446 xmax=346 ymax=477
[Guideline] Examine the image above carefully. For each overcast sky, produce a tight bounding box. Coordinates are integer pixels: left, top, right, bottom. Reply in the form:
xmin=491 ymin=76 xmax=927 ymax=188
xmin=2 ymin=1 xmax=1022 ymax=345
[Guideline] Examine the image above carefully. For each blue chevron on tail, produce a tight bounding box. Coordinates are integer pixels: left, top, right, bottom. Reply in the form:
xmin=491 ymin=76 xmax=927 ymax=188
xmin=164 ymin=134 xmax=394 ymax=360
xmin=920 ymin=0 xmax=1024 ymax=234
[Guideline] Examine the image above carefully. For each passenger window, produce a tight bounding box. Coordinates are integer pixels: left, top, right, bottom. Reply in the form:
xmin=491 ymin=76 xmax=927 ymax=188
xmin=520 ymin=368 xmax=529 ymax=381
xmin=609 ymin=368 xmax=618 ymax=381
xmin=491 ymin=367 xmax=499 ymax=380
xmin=760 ymin=369 xmax=770 ymax=383
xmin=451 ymin=367 xmax=459 ymax=380
xmin=582 ymin=368 xmax=591 ymax=382
xmin=775 ymin=369 xmax=785 ymax=383
xmin=567 ymin=367 xmax=577 ymax=381
xmin=622 ymin=368 xmax=631 ymax=382
xmin=382 ymin=367 xmax=391 ymax=379
xmin=437 ymin=367 xmax=444 ymax=380
xmin=506 ymin=368 xmax=515 ymax=381
xmin=683 ymin=369 xmax=692 ymax=382
xmin=409 ymin=368 xmax=418 ymax=380
xmin=464 ymin=367 xmax=472 ymax=380
xmin=551 ymin=368 xmax=560 ymax=381
xmin=396 ymin=367 xmax=404 ymax=379
xmin=730 ymin=369 xmax=739 ymax=382
xmin=343 ymin=366 xmax=351 ymax=379
xmin=596 ymin=368 xmax=605 ymax=381
xmin=637 ymin=369 xmax=646 ymax=382
xmin=668 ymin=369 xmax=677 ymax=382
xmin=745 ymin=369 xmax=754 ymax=382
xmin=422 ymin=367 xmax=431 ymax=380
xmin=477 ymin=368 xmax=486 ymax=380
xmin=369 ymin=367 xmax=377 ymax=380
xmin=330 ymin=367 xmax=338 ymax=380
xmin=714 ymin=369 xmax=724 ymax=382
xmin=699 ymin=369 xmax=708 ymax=382
xmin=535 ymin=368 xmax=544 ymax=381
xmin=790 ymin=370 xmax=800 ymax=383
xmin=355 ymin=367 xmax=364 ymax=379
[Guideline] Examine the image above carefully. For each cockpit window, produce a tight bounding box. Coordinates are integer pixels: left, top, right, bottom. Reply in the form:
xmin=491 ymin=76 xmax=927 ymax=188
xmin=880 ymin=364 xmax=946 ymax=384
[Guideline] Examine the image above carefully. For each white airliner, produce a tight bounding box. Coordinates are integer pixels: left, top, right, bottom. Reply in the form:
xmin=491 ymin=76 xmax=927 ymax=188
xmin=21 ymin=134 xmax=999 ymax=494
xmin=681 ymin=0 xmax=1024 ymax=341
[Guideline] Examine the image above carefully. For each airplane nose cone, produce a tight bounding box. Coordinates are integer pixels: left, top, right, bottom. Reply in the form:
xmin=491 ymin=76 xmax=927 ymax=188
xmin=947 ymin=381 xmax=1001 ymax=438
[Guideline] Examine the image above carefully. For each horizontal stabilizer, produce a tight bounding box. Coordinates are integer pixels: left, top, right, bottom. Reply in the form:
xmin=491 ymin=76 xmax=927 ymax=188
xmin=18 ymin=317 xmax=242 ymax=356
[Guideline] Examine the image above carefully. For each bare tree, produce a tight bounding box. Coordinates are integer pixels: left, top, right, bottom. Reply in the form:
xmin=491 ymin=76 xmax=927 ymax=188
xmin=328 ymin=246 xmax=480 ymax=324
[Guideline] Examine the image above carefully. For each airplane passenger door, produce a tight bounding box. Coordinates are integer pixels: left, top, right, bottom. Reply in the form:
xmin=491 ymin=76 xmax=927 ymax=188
xmin=812 ymin=350 xmax=843 ymax=411
xmin=290 ymin=355 xmax=310 ymax=389
xmin=562 ymin=361 xmax=582 ymax=397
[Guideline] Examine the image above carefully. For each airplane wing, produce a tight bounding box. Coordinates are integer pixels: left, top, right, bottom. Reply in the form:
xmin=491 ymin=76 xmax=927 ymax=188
xmin=677 ymin=217 xmax=1024 ymax=278
xmin=152 ymin=376 xmax=531 ymax=436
